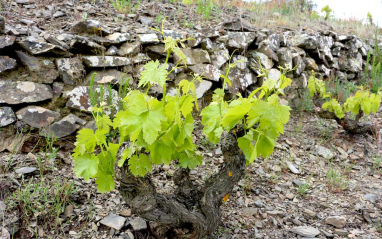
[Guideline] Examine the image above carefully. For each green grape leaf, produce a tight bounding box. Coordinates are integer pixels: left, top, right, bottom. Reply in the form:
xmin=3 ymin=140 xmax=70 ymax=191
xmin=95 ymin=114 xmax=112 ymax=130
xmin=123 ymin=91 xmax=148 ymax=115
xmin=129 ymin=154 xmax=152 ymax=177
xmin=139 ymin=60 xmax=168 ymax=88
xmin=221 ymin=99 xmax=252 ymax=130
xmin=149 ymin=140 xmax=173 ymax=165
xmin=180 ymin=95 xmax=195 ymax=118
xmin=201 ymin=102 xmax=226 ymax=143
xmin=74 ymin=154 xmax=99 ymax=181
xmin=118 ymin=144 xmax=136 ymax=167
xmin=237 ymin=132 xmax=254 ymax=163
xmin=75 ymin=128 xmax=97 ymax=154
xmin=179 ymin=80 xmax=196 ymax=95
xmin=96 ymin=171 xmax=115 ymax=193
xmin=178 ymin=151 xmax=202 ymax=169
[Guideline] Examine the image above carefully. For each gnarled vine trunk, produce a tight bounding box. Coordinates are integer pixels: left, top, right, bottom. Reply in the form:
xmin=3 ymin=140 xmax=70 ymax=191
xmin=116 ymin=131 xmax=246 ymax=239
xmin=312 ymin=94 xmax=377 ymax=134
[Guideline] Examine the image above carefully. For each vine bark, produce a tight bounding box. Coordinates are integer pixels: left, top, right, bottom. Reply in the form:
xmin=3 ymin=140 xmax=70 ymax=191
xmin=117 ymin=130 xmax=246 ymax=238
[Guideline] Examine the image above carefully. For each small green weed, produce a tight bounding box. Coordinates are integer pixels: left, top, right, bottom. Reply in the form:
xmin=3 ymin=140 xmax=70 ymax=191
xmin=297 ymin=174 xmax=312 ymax=197
xmin=326 ymin=166 xmax=347 ymax=192
xmin=295 ymin=90 xmax=314 ymax=113
xmin=196 ymin=0 xmax=214 ymax=20
xmin=110 ymin=0 xmax=133 ymax=14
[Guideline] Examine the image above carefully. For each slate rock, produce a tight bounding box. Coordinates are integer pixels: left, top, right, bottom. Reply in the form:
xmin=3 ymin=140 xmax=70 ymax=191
xmin=0 ymin=81 xmax=53 ymax=104
xmin=325 ymin=216 xmax=347 ymax=228
xmin=163 ymin=30 xmax=187 ymax=40
xmin=145 ymin=44 xmax=167 ymax=57
xmin=286 ymin=161 xmax=300 ymax=174
xmin=0 ymin=35 xmax=16 ymax=49
xmin=174 ymin=48 xmax=210 ymax=66
xmin=338 ymin=53 xmax=362 ymax=73
xmin=100 ymin=213 xmax=126 ymax=231
xmin=334 ymin=229 xmax=348 ymax=236
xmin=257 ymin=44 xmax=279 ymax=62
xmin=223 ymin=55 xmax=256 ymax=93
xmin=289 ymin=33 xmax=317 ymax=49
xmin=290 ymin=226 xmax=320 ymax=237
xmin=210 ymin=44 xmax=230 ymax=69
xmin=131 ymin=53 xmax=151 ymax=64
xmin=304 ymin=57 xmax=319 ymax=71
xmin=0 ymin=56 xmax=17 ymax=73
xmin=16 ymin=51 xmax=59 ymax=84
xmin=106 ymin=46 xmax=118 ymax=56
xmin=316 ymin=145 xmax=334 ymax=160
xmin=85 ymin=69 xmax=131 ymax=85
xmin=364 ymin=193 xmax=377 ymax=203
xmin=118 ymin=41 xmax=141 ymax=56
xmin=82 ymin=56 xmax=131 ymax=67
xmin=138 ymin=34 xmax=159 ymax=44
xmin=40 ymin=114 xmax=84 ymax=138
xmin=66 ymin=86 xmax=119 ymax=113
xmin=249 ymin=51 xmax=274 ymax=70
xmin=221 ymin=19 xmax=256 ymax=32
xmin=15 ymin=167 xmax=37 ymax=174
xmin=16 ymin=106 xmax=60 ymax=128
xmin=55 ymin=57 xmax=85 ymax=85
xmin=18 ymin=37 xmax=69 ymax=56
xmin=189 ymin=64 xmax=221 ymax=82
xmin=129 ymin=217 xmax=147 ymax=231
xmin=195 ymin=80 xmax=213 ymax=99
xmin=71 ymin=20 xmax=111 ymax=36
xmin=91 ymin=33 xmax=131 ymax=46
xmin=277 ymin=47 xmax=293 ymax=69
xmin=70 ymin=35 xmax=106 ymax=54
xmin=0 ymin=107 xmax=16 ymax=127
xmin=218 ymin=32 xmax=256 ymax=50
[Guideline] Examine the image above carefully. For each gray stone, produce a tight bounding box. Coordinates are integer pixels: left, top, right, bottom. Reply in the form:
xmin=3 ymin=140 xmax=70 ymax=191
xmin=55 ymin=57 xmax=85 ymax=85
xmin=40 ymin=114 xmax=84 ymax=138
xmin=0 ymin=56 xmax=17 ymax=73
xmin=316 ymin=145 xmax=334 ymax=160
xmin=71 ymin=20 xmax=111 ymax=36
xmin=249 ymin=51 xmax=274 ymax=70
xmin=289 ymin=33 xmax=317 ymax=49
xmin=364 ymin=193 xmax=377 ymax=203
xmin=15 ymin=167 xmax=37 ymax=174
xmin=121 ymin=231 xmax=134 ymax=239
xmin=242 ymin=207 xmax=258 ymax=217
xmin=286 ymin=161 xmax=300 ymax=174
xmin=138 ymin=34 xmax=159 ymax=44
xmin=16 ymin=51 xmax=59 ymax=84
xmin=163 ymin=30 xmax=187 ymax=40
xmin=0 ymin=35 xmax=16 ymax=49
xmin=130 ymin=217 xmax=147 ymax=231
xmin=118 ymin=41 xmax=141 ymax=56
xmin=0 ymin=107 xmax=16 ymax=127
xmin=257 ymin=44 xmax=279 ymax=62
xmin=222 ymin=19 xmax=256 ymax=32
xmin=174 ymin=49 xmax=211 ymax=66
xmin=85 ymin=69 xmax=131 ymax=85
xmin=277 ymin=47 xmax=293 ymax=69
xmin=53 ymin=11 xmax=65 ymax=18
xmin=210 ymin=46 xmax=230 ymax=69
xmin=145 ymin=44 xmax=167 ymax=57
xmin=139 ymin=16 xmax=153 ymax=26
xmin=218 ymin=32 xmax=256 ymax=50
xmin=91 ymin=33 xmax=131 ymax=46
xmin=189 ymin=64 xmax=221 ymax=82
xmin=338 ymin=53 xmax=362 ymax=73
xmin=106 ymin=46 xmax=118 ymax=56
xmin=334 ymin=229 xmax=348 ymax=236
xmin=254 ymin=199 xmax=265 ymax=208
xmin=293 ymin=55 xmax=305 ymax=75
xmin=195 ymin=80 xmax=213 ymax=99
xmin=290 ymin=226 xmax=320 ymax=237
xmin=131 ymin=53 xmax=151 ymax=64
xmin=0 ymin=81 xmax=53 ymax=104
xmin=82 ymin=56 xmax=131 ymax=67
xmin=304 ymin=57 xmax=319 ymax=71
xmin=16 ymin=106 xmax=60 ymax=129
xmin=100 ymin=213 xmax=126 ymax=231
xmin=223 ymin=55 xmax=256 ymax=93
xmin=18 ymin=37 xmax=69 ymax=56
xmin=66 ymin=86 xmax=119 ymax=113
xmin=70 ymin=35 xmax=106 ymax=54
xmin=268 ymin=68 xmax=281 ymax=81
xmin=325 ymin=216 xmax=347 ymax=228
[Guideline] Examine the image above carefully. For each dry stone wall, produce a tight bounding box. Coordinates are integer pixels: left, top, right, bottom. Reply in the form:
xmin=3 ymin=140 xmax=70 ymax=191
xmin=0 ymin=17 xmax=378 ymax=145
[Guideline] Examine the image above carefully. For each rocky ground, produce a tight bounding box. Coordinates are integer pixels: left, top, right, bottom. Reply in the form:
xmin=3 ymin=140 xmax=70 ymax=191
xmin=1 ymin=109 xmax=382 ymax=239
